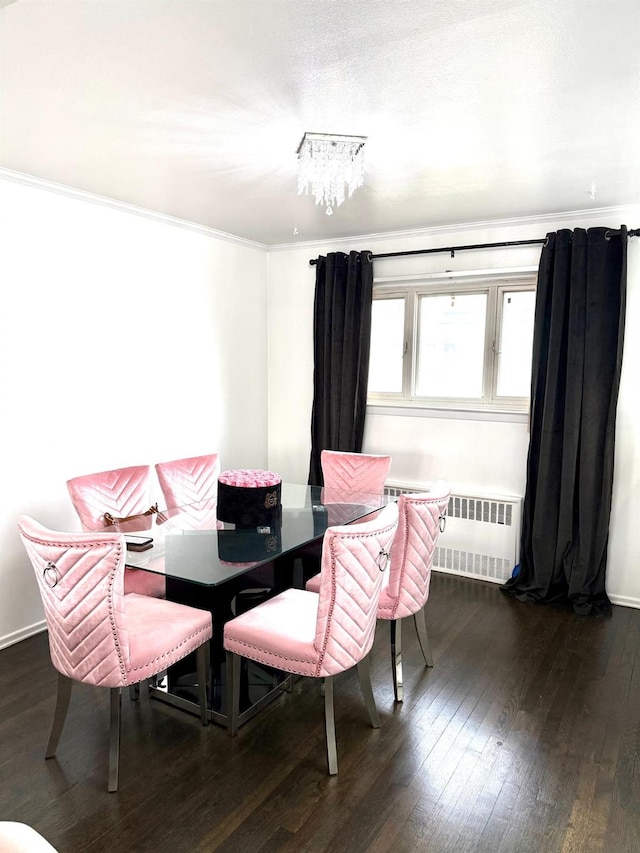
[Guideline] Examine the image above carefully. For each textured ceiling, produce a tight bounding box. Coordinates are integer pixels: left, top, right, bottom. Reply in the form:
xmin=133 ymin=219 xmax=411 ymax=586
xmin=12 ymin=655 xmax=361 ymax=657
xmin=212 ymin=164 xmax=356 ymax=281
xmin=1 ymin=0 xmax=639 ymax=245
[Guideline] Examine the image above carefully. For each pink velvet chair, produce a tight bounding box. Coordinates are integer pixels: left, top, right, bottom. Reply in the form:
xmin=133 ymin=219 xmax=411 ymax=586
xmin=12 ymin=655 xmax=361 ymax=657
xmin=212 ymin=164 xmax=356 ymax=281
xmin=18 ymin=515 xmax=212 ymax=792
xmin=307 ymin=481 xmax=451 ymax=702
xmin=224 ymin=502 xmax=399 ymax=775
xmin=155 ymin=453 xmax=221 ymax=529
xmin=298 ymin=450 xmax=393 ymax=583
xmin=320 ymin=449 xmax=391 ymax=502
xmin=66 ymin=465 xmax=164 ymax=598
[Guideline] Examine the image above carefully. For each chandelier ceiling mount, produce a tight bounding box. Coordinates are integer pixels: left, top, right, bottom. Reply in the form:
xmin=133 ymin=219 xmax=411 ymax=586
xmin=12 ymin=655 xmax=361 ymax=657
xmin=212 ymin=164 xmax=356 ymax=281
xmin=297 ymin=132 xmax=367 ymax=216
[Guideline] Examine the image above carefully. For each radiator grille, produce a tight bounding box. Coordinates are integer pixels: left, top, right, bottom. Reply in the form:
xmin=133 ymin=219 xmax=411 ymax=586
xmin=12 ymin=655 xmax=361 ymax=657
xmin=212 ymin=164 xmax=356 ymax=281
xmin=384 ymin=485 xmax=514 ymax=527
xmin=384 ymin=483 xmax=522 ymax=584
xmin=433 ymin=546 xmax=514 ymax=580
xmin=449 ymin=495 xmax=513 ymax=526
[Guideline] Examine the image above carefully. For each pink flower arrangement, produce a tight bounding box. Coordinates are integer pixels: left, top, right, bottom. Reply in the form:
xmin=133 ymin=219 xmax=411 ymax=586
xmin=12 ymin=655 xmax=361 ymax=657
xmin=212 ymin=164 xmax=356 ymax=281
xmin=219 ymin=469 xmax=282 ymax=488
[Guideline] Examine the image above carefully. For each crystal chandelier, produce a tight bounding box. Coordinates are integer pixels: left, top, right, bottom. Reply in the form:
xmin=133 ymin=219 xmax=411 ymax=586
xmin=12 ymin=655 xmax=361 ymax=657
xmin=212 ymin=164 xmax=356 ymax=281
xmin=297 ymin=132 xmax=367 ymax=215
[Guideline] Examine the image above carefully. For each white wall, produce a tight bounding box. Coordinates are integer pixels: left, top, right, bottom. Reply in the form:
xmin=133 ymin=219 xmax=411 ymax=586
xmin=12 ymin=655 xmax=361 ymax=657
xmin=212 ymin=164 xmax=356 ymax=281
xmin=3 ymin=185 xmax=637 ymax=648
xmin=267 ymin=209 xmax=640 ymax=606
xmin=608 ymin=233 xmax=640 ymax=607
xmin=0 ymin=177 xmax=268 ymax=647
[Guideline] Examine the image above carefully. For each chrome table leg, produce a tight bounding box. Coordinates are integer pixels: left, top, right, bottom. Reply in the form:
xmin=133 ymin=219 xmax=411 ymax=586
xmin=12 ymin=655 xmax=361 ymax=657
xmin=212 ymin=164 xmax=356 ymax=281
xmin=391 ymin=619 xmax=404 ymax=703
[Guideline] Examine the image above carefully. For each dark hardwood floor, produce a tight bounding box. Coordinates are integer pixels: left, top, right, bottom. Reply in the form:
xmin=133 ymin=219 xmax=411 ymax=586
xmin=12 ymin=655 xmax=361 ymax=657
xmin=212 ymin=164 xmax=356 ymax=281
xmin=2 ymin=572 xmax=640 ymax=853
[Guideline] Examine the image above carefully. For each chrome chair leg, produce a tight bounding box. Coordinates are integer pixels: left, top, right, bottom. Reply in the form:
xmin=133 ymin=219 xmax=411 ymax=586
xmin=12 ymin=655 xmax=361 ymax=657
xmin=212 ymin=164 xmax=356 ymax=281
xmin=45 ymin=672 xmax=72 ymax=759
xmin=324 ymin=675 xmax=338 ymax=775
xmin=391 ymin=619 xmax=404 ymax=703
xmin=226 ymin=651 xmax=240 ymax=737
xmin=196 ymin=643 xmax=209 ymax=726
xmin=414 ymin=607 xmax=434 ymax=667
xmin=356 ymin=656 xmax=380 ymax=729
xmin=108 ymin=687 xmax=122 ymax=793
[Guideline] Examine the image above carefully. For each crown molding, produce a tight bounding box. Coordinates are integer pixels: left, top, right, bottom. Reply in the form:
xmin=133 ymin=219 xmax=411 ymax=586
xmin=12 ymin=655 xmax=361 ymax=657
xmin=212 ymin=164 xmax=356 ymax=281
xmin=269 ymin=205 xmax=640 ymax=253
xmin=0 ymin=167 xmax=269 ymax=252
xmin=2 ymin=167 xmax=636 ymax=254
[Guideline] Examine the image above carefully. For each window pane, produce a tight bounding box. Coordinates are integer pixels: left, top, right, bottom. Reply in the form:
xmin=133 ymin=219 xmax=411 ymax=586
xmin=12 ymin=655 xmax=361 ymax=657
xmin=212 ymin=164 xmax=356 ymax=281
xmin=416 ymin=293 xmax=486 ymax=398
xmin=368 ymin=298 xmax=405 ymax=394
xmin=497 ymin=290 xmax=535 ymax=397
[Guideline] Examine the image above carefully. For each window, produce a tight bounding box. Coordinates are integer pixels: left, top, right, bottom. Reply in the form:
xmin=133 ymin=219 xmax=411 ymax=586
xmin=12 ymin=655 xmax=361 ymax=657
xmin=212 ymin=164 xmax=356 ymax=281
xmin=367 ymin=275 xmax=536 ymax=412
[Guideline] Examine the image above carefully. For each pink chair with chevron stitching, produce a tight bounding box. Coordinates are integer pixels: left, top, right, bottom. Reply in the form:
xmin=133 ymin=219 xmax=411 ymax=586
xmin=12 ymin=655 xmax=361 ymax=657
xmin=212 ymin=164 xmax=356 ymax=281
xmin=307 ymin=481 xmax=451 ymax=702
xmin=223 ymin=501 xmax=399 ymax=775
xmin=155 ymin=453 xmax=221 ymax=529
xmin=298 ymin=450 xmax=393 ymax=584
xmin=17 ymin=515 xmax=212 ymax=792
xmin=320 ymin=449 xmax=391 ymax=504
xmin=66 ymin=465 xmax=165 ymax=598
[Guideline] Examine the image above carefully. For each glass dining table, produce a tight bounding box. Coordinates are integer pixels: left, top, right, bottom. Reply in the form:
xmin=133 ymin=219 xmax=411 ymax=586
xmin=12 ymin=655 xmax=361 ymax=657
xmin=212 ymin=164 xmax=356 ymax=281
xmin=112 ymin=482 xmax=393 ymax=728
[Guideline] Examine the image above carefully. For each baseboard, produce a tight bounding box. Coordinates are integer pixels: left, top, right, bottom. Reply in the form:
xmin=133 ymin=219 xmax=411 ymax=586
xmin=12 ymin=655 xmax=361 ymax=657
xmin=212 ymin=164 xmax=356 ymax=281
xmin=0 ymin=620 xmax=47 ymax=651
xmin=433 ymin=567 xmax=504 ymax=584
xmin=433 ymin=570 xmax=640 ymax=610
xmin=608 ymin=594 xmax=640 ymax=611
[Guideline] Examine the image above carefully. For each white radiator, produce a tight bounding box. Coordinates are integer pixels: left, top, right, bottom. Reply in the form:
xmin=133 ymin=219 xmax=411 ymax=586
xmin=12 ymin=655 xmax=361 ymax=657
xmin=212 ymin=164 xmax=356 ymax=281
xmin=384 ymin=484 xmax=523 ymax=584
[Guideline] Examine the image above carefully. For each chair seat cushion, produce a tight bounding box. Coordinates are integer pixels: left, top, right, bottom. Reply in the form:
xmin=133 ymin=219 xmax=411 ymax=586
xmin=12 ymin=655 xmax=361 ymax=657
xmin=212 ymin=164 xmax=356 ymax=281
xmin=305 ymin=573 xmax=321 ymax=594
xmin=0 ymin=822 xmax=58 ymax=852
xmin=224 ymin=588 xmax=320 ymax=676
xmin=124 ymin=567 xmax=166 ymax=598
xmin=124 ymin=594 xmax=212 ymax=683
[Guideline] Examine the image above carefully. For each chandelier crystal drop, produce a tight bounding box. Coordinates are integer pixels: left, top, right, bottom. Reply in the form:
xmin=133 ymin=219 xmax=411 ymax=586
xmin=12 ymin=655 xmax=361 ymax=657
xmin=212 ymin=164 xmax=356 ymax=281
xmin=297 ymin=132 xmax=367 ymax=215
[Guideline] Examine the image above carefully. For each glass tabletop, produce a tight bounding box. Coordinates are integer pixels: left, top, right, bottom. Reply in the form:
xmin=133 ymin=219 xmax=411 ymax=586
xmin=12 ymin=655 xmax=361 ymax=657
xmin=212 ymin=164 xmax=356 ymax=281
xmin=114 ymin=482 xmax=392 ymax=587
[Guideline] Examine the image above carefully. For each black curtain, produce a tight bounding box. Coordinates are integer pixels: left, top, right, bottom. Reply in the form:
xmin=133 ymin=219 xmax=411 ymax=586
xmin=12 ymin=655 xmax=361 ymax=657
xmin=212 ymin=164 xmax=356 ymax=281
xmin=501 ymin=227 xmax=628 ymax=615
xmin=308 ymin=250 xmax=374 ymax=486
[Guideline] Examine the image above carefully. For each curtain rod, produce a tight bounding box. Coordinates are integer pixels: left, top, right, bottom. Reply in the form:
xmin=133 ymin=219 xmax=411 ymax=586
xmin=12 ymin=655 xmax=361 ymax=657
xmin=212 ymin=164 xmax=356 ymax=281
xmin=308 ymin=229 xmax=639 ymax=266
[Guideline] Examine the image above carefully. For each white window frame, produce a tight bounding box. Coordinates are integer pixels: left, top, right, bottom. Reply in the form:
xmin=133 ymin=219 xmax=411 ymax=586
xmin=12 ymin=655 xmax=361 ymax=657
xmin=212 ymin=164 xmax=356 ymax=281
xmin=367 ymin=270 xmax=537 ymax=415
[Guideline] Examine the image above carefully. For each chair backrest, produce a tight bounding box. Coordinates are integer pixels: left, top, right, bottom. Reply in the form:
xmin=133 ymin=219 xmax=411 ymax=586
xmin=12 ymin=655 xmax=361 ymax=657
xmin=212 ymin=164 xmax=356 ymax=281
xmin=385 ymin=480 xmax=451 ymax=619
xmin=320 ymin=450 xmax=392 ymax=497
xmin=314 ymin=502 xmax=399 ymax=677
xmin=17 ymin=515 xmax=130 ymax=688
xmin=66 ymin=465 xmax=153 ymax=532
xmin=155 ymin=454 xmax=221 ymax=529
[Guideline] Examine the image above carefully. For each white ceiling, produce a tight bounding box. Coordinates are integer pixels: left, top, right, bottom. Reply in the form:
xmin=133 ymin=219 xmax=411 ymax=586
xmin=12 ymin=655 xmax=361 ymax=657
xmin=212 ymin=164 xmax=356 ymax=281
xmin=1 ymin=0 xmax=639 ymax=246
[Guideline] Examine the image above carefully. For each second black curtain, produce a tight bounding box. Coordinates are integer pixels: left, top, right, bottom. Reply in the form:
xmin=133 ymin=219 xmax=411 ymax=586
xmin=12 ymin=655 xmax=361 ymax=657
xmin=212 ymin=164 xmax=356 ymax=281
xmin=308 ymin=250 xmax=373 ymax=486
xmin=502 ymin=227 xmax=627 ymax=615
